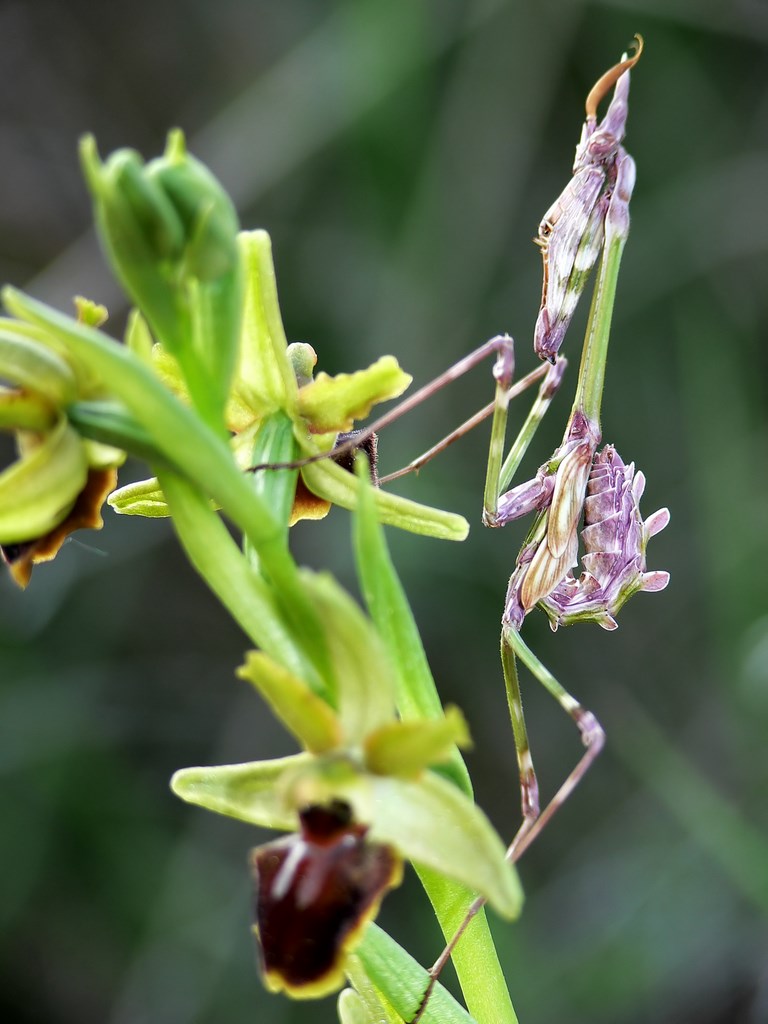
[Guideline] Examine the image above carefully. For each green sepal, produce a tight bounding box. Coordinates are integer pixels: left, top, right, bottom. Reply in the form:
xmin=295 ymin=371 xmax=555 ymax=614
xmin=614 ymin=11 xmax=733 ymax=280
xmin=298 ymin=356 xmax=411 ymax=433
xmin=366 ymin=771 xmax=523 ymax=919
xmin=237 ymin=651 xmax=342 ymax=754
xmin=236 ymin=230 xmax=298 ymax=418
xmin=301 ymin=456 xmax=469 ymax=541
xmin=170 ymin=754 xmax=307 ymax=832
xmin=172 ymin=750 xmax=521 ymax=917
xmin=364 ymin=707 xmax=471 ymax=778
xmin=0 ymin=417 xmax=89 ymax=543
xmin=298 ymin=569 xmax=396 ymax=737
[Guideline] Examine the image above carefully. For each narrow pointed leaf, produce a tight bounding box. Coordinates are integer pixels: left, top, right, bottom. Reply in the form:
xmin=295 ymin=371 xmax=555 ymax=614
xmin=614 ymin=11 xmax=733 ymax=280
xmin=356 ymin=925 xmax=477 ymax=1024
xmin=352 ymin=459 xmax=471 ymax=794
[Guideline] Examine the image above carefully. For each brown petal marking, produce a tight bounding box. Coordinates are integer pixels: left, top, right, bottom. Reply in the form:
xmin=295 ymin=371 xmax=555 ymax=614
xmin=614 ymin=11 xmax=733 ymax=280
xmin=2 ymin=467 xmax=117 ymax=589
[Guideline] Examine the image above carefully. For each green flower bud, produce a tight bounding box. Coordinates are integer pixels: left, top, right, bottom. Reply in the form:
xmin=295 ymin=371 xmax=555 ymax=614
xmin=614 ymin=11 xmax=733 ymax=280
xmin=80 ymin=130 xmax=243 ymax=432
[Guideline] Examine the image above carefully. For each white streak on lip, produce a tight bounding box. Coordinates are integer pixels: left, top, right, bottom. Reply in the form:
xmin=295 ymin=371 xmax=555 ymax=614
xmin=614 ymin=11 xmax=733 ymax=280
xmin=272 ymin=839 xmax=306 ymax=902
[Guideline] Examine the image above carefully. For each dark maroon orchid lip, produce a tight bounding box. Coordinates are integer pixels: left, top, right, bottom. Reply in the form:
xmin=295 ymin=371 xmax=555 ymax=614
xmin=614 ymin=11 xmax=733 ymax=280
xmin=250 ymin=801 xmax=402 ymax=998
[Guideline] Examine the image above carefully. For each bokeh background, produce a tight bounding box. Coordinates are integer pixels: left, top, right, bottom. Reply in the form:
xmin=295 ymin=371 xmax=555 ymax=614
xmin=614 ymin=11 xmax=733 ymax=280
xmin=1 ymin=1 xmax=767 ymax=1022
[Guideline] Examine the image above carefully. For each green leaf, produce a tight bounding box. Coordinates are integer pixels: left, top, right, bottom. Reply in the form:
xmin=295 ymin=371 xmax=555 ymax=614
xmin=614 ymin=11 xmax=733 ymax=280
xmin=170 ymin=754 xmax=308 ymax=831
xmin=156 ymin=468 xmax=327 ymax=695
xmin=298 ymin=356 xmax=411 ymax=432
xmin=342 ymin=958 xmax=406 ymax=1024
xmin=352 ymin=457 xmax=471 ymax=794
xmin=368 ymin=771 xmax=523 ymax=919
xmin=67 ymin=400 xmax=167 ymax=467
xmin=237 ymin=651 xmax=342 ymax=754
xmin=356 ymin=924 xmax=477 ymax=1024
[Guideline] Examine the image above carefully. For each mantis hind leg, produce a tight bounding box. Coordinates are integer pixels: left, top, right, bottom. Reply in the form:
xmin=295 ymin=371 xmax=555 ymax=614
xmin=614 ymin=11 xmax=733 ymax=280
xmin=503 ymin=624 xmax=605 ymax=862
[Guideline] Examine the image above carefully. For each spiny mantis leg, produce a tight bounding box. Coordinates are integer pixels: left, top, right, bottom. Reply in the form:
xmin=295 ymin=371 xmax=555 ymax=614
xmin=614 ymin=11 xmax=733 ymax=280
xmin=252 ymin=335 xmax=551 ymax=478
xmin=252 ymin=334 xmax=517 ymax=473
xmin=377 ymin=361 xmax=557 ymax=486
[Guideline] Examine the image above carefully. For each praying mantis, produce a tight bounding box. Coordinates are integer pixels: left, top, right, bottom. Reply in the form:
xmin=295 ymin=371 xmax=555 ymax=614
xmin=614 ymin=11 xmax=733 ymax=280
xmin=257 ymin=33 xmax=669 ymax=1020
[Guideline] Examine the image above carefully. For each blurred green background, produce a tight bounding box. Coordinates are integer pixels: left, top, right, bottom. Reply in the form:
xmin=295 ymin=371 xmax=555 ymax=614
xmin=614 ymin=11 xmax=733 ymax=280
xmin=1 ymin=1 xmax=767 ymax=1022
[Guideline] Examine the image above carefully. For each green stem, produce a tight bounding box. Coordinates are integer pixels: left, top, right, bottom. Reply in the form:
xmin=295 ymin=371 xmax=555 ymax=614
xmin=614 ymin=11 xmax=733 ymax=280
xmin=483 ymin=370 xmax=511 ymax=518
xmin=571 ymin=227 xmax=627 ymax=426
xmin=67 ymin=400 xmax=172 ymax=466
xmin=157 ymin=467 xmax=328 ymax=699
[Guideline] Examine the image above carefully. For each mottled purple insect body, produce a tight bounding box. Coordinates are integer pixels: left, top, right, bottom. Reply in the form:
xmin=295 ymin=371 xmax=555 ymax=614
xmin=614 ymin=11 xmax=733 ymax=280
xmin=540 ymin=446 xmax=670 ymax=630
xmin=534 ymin=36 xmax=643 ymax=362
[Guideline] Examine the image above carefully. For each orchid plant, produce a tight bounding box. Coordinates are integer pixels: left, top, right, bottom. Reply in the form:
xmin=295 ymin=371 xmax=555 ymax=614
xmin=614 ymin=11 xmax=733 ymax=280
xmin=0 ymin=35 xmax=669 ymax=1024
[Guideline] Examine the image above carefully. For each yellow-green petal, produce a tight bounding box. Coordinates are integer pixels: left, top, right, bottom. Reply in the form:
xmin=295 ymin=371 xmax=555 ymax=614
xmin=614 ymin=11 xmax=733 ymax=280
xmin=364 ymin=707 xmax=471 ymax=778
xmin=299 ymin=569 xmax=396 ymax=739
xmin=298 ymin=356 xmax=411 ymax=433
xmin=237 ymin=650 xmax=342 ymax=754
